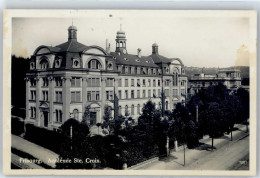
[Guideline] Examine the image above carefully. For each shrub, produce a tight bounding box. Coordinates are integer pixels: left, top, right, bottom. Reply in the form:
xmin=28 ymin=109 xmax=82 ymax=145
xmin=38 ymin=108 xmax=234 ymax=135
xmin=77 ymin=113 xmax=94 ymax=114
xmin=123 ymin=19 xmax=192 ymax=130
xmin=11 ymin=117 xmax=24 ymax=136
xmin=24 ymin=124 xmax=64 ymax=154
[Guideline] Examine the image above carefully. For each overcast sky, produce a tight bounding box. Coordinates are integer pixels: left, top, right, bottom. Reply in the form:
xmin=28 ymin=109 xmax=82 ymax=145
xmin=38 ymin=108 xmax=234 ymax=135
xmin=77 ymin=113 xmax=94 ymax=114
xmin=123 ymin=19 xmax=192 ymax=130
xmin=12 ymin=13 xmax=250 ymax=67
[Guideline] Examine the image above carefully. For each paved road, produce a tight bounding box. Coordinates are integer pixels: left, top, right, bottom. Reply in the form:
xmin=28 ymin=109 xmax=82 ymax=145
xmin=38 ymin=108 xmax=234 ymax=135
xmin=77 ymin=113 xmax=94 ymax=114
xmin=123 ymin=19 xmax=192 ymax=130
xmin=136 ymin=125 xmax=249 ymax=170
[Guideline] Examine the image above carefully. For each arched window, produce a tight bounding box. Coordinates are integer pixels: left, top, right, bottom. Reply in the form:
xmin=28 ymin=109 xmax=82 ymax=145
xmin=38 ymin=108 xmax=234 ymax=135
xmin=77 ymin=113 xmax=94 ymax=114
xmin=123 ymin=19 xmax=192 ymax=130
xmin=166 ymin=101 xmax=168 ymax=110
xmin=88 ymin=59 xmax=102 ymax=69
xmin=131 ymin=104 xmax=135 ymax=115
xmin=73 ymin=109 xmax=79 ymax=120
xmin=125 ymin=105 xmax=128 ymax=116
xmin=40 ymin=58 xmax=49 ymax=69
xmin=137 ymin=104 xmax=140 ymax=114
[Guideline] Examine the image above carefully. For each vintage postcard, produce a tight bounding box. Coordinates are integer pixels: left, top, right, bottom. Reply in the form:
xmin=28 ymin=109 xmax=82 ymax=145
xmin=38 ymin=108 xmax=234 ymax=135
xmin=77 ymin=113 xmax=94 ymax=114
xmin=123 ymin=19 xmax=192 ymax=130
xmin=3 ymin=10 xmax=257 ymax=175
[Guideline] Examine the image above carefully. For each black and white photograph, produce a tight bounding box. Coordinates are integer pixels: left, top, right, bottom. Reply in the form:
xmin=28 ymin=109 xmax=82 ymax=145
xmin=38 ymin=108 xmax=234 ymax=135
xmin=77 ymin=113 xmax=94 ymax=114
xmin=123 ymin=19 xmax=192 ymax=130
xmin=3 ymin=10 xmax=257 ymax=175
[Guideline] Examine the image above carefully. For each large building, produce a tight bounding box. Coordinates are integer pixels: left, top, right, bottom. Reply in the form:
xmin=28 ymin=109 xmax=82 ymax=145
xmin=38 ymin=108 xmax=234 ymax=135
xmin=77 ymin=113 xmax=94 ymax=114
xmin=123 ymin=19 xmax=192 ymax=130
xmin=25 ymin=25 xmax=188 ymax=130
xmin=188 ymin=69 xmax=242 ymax=96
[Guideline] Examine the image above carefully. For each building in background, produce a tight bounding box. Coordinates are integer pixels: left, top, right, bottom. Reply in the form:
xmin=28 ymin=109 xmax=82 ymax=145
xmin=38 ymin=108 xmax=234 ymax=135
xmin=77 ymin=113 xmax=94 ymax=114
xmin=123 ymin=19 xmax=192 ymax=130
xmin=25 ymin=25 xmax=187 ymax=130
xmin=188 ymin=68 xmax=242 ymax=96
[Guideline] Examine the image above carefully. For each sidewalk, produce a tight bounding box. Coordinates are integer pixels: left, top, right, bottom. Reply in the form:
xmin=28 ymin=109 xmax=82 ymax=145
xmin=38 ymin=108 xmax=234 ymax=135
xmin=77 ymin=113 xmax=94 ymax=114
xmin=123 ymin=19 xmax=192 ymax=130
xmin=12 ymin=135 xmax=59 ymax=168
xmin=134 ymin=124 xmax=249 ymax=170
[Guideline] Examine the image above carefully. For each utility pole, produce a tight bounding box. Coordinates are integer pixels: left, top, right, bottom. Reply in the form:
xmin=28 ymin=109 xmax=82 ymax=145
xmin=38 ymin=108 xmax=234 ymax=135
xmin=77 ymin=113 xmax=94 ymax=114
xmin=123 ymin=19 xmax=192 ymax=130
xmin=70 ymin=126 xmax=73 ymax=150
xmin=196 ymin=105 xmax=199 ymax=123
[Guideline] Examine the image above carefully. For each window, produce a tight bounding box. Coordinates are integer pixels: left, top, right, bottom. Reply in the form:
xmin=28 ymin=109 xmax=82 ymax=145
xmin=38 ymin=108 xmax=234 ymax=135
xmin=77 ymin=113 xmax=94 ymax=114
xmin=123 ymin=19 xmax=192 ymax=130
xmin=72 ymin=58 xmax=80 ymax=68
xmin=131 ymin=79 xmax=134 ymax=87
xmin=125 ymin=66 xmax=129 ymax=74
xmin=137 ymin=79 xmax=141 ymax=87
xmin=165 ymin=80 xmax=170 ymax=87
xmin=40 ymin=58 xmax=49 ymax=69
xmin=119 ymin=106 xmax=122 ymax=116
xmin=125 ymin=79 xmax=128 ymax=87
xmin=137 ymin=67 xmax=140 ymax=74
xmin=148 ymin=68 xmax=151 ymax=75
xmin=30 ymin=90 xmax=36 ymax=100
xmin=55 ymin=91 xmax=62 ymax=102
xmin=106 ymin=91 xmax=113 ymax=100
xmin=158 ymin=89 xmax=161 ymax=97
xmin=71 ymin=91 xmax=81 ymax=102
xmin=88 ymin=59 xmax=102 ymax=69
xmin=153 ymin=89 xmax=156 ymax=97
xmin=42 ymin=91 xmax=48 ymax=101
xmin=143 ymin=90 xmax=146 ymax=98
xmin=106 ymin=78 xmax=114 ymax=87
xmin=143 ymin=79 xmax=146 ymax=86
xmin=118 ymin=90 xmax=122 ymax=99
xmin=118 ymin=79 xmax=122 ymax=87
xmin=55 ymin=109 xmax=62 ymax=122
xmin=148 ymin=79 xmax=151 ymax=87
xmin=30 ymin=78 xmax=36 ymax=87
xmin=88 ymin=78 xmax=100 ymax=87
xmin=30 ymin=107 xmax=36 ymax=118
xmin=131 ymin=104 xmax=135 ymax=115
xmin=166 ymin=101 xmax=169 ymax=110
xmin=125 ymin=90 xmax=128 ymax=99
xmin=153 ymin=69 xmax=157 ymax=75
xmin=148 ymin=89 xmax=151 ymax=97
xmin=71 ymin=77 xmax=81 ymax=87
xmin=96 ymin=91 xmax=100 ymax=101
xmin=173 ymin=89 xmax=178 ymax=96
xmin=125 ymin=105 xmax=129 ymax=116
xmin=137 ymin=90 xmax=140 ymax=98
xmin=87 ymin=91 xmax=91 ymax=101
xmin=131 ymin=90 xmax=134 ymax=99
xmin=181 ymin=89 xmax=185 ymax=95
xmin=42 ymin=78 xmax=49 ymax=87
xmin=153 ymin=79 xmax=156 ymax=87
xmin=55 ymin=78 xmax=62 ymax=87
xmin=73 ymin=109 xmax=79 ymax=120
xmin=158 ymin=80 xmax=161 ymax=86
xmin=165 ymin=89 xmax=169 ymax=97
xmin=137 ymin=104 xmax=140 ymax=114
xmin=131 ymin=67 xmax=135 ymax=74
xmin=142 ymin=68 xmax=147 ymax=74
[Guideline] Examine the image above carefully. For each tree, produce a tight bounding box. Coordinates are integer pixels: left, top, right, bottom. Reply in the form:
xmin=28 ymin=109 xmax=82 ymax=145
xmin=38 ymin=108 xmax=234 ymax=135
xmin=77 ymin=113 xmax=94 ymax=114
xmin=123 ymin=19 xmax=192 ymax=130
xmin=200 ymin=102 xmax=224 ymax=151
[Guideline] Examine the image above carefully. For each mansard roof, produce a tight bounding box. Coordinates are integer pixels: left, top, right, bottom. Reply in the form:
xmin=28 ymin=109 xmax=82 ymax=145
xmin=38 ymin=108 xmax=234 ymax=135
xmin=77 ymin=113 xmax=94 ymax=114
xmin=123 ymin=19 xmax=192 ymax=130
xmin=110 ymin=52 xmax=159 ymax=68
xmin=55 ymin=40 xmax=89 ymax=53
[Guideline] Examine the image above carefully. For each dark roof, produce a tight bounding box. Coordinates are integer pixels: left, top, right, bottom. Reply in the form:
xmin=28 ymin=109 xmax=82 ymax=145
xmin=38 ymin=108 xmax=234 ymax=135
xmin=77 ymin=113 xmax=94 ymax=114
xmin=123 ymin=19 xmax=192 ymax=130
xmin=149 ymin=54 xmax=172 ymax=64
xmin=55 ymin=39 xmax=89 ymax=52
xmin=110 ymin=52 xmax=159 ymax=68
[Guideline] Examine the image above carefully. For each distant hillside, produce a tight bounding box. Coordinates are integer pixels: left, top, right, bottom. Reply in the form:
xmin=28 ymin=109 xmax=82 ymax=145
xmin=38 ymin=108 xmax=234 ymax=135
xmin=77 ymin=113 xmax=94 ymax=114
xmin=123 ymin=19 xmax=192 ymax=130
xmin=185 ymin=66 xmax=249 ymax=85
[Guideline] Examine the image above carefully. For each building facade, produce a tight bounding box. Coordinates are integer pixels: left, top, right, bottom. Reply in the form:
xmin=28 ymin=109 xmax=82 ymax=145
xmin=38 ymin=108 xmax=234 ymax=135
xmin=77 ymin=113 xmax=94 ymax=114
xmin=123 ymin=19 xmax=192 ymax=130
xmin=188 ymin=69 xmax=242 ymax=96
xmin=25 ymin=25 xmax=188 ymax=130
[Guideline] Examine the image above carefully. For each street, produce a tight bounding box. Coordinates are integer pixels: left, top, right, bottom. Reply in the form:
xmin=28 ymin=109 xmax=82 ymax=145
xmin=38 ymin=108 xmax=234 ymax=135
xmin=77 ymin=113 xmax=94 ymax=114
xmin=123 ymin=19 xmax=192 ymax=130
xmin=135 ymin=124 xmax=249 ymax=170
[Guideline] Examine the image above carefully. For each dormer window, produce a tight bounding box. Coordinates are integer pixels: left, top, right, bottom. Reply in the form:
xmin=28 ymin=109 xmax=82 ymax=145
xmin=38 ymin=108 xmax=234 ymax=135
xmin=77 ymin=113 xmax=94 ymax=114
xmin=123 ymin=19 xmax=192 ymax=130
xmin=72 ymin=58 xmax=80 ymax=68
xmin=54 ymin=56 xmax=62 ymax=68
xmin=30 ymin=62 xmax=35 ymax=70
xmin=39 ymin=58 xmax=49 ymax=69
xmin=107 ymin=61 xmax=113 ymax=70
xmin=136 ymin=59 xmax=140 ymax=62
xmin=146 ymin=61 xmax=150 ymax=63
xmin=88 ymin=59 xmax=102 ymax=69
xmin=124 ymin=58 xmax=129 ymax=61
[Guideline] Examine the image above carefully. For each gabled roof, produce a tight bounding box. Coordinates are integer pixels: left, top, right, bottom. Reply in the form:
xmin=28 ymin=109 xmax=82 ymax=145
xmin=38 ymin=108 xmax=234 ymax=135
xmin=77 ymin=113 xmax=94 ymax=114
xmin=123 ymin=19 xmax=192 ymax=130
xmin=55 ymin=39 xmax=89 ymax=53
xmin=110 ymin=52 xmax=159 ymax=68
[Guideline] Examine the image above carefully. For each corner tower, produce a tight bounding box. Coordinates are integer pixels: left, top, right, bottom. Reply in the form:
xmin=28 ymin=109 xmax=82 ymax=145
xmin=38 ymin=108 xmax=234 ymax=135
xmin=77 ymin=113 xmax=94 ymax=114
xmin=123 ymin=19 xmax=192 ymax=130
xmin=115 ymin=24 xmax=127 ymax=54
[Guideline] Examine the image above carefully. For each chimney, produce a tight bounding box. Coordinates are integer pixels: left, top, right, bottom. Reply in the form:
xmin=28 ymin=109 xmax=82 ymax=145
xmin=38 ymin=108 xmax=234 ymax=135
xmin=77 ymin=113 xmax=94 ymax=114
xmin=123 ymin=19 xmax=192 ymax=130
xmin=137 ymin=48 xmax=141 ymax=58
xmin=106 ymin=39 xmax=110 ymax=53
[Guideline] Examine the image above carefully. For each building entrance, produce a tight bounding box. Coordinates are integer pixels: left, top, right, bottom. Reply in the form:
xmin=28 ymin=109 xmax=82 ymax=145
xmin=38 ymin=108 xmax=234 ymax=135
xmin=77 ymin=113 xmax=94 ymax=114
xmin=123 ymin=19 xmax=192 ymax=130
xmin=43 ymin=111 xmax=48 ymax=127
xmin=90 ymin=112 xmax=97 ymax=125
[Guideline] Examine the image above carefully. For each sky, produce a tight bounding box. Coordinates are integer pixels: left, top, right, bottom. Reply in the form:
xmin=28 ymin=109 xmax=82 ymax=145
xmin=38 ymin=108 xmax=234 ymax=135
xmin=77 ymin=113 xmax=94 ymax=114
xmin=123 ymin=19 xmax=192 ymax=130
xmin=12 ymin=13 xmax=250 ymax=67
